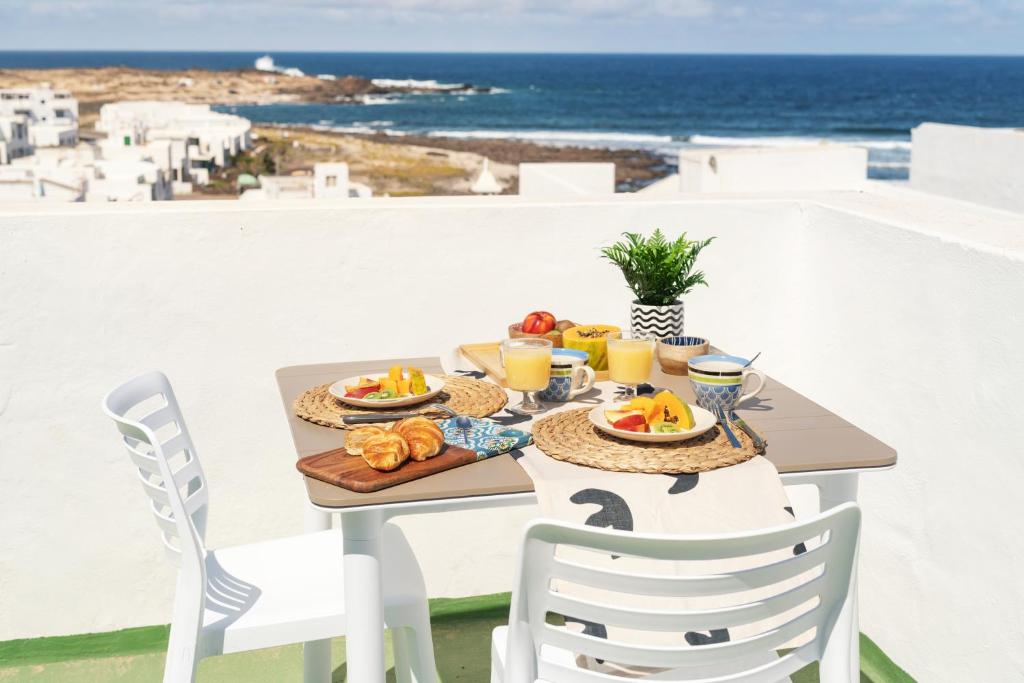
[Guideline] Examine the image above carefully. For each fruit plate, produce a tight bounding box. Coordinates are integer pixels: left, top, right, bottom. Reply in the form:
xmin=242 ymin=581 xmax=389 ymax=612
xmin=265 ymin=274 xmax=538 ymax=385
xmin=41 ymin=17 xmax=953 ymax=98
xmin=587 ymin=402 xmax=717 ymax=443
xmin=329 ymin=374 xmax=445 ymax=408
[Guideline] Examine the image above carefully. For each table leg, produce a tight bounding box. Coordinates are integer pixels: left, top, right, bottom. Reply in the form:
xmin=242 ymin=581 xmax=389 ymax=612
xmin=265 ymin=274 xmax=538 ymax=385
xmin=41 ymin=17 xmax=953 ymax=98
xmin=342 ymin=509 xmax=387 ymax=683
xmin=818 ymin=473 xmax=860 ymax=683
xmin=304 ymin=505 xmax=334 ymax=683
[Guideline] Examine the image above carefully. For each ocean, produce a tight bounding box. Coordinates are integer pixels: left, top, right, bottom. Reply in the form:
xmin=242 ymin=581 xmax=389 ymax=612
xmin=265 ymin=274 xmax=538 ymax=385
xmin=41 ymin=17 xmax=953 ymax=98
xmin=3 ymin=51 xmax=1024 ymax=180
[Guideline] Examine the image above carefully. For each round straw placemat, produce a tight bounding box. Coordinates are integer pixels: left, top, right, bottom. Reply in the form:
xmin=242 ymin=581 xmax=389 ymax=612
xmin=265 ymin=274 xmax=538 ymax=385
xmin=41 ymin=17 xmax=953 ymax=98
xmin=532 ymin=408 xmax=763 ymax=474
xmin=294 ymin=375 xmax=508 ymax=430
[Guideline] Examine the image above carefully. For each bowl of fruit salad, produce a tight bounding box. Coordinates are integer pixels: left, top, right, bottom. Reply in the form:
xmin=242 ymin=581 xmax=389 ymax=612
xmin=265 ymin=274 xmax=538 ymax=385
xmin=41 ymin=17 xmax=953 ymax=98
xmin=330 ymin=366 xmax=444 ymax=408
xmin=588 ymin=390 xmax=716 ymax=443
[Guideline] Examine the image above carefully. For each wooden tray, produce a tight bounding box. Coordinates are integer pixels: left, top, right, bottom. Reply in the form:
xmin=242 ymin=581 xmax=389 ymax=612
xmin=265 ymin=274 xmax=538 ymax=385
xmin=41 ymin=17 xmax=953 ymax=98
xmin=296 ymin=443 xmax=480 ymax=493
xmin=459 ymin=341 xmax=610 ymax=388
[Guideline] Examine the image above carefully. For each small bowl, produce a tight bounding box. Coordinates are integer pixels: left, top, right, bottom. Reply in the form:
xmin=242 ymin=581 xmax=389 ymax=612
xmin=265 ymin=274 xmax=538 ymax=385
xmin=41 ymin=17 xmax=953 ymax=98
xmin=657 ymin=336 xmax=710 ymax=375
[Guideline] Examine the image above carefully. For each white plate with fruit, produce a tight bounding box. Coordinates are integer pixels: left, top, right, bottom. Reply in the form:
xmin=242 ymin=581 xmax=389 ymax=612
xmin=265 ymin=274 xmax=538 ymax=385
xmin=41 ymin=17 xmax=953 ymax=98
xmin=330 ymin=366 xmax=444 ymax=408
xmin=588 ymin=391 xmax=716 ymax=443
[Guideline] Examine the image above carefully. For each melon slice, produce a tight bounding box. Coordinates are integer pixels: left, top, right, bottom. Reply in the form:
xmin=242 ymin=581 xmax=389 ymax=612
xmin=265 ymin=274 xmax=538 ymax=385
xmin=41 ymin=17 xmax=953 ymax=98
xmin=653 ymin=390 xmax=695 ymax=430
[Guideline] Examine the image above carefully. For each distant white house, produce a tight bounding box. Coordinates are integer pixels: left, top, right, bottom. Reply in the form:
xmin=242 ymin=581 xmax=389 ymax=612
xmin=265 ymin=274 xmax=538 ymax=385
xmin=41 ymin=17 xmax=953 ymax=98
xmin=0 ymin=87 xmax=78 ymax=147
xmin=0 ymin=115 xmax=32 ymax=164
xmin=240 ymin=162 xmax=371 ymax=200
xmin=96 ymin=101 xmax=252 ymax=189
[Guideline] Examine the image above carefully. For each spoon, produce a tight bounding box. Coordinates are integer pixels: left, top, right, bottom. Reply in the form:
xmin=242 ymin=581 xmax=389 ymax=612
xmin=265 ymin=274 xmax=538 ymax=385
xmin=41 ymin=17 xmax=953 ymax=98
xmin=742 ymin=352 xmax=761 ymax=368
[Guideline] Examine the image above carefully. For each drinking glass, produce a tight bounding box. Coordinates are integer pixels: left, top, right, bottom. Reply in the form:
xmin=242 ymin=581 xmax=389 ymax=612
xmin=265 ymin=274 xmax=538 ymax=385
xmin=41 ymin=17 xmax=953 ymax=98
xmin=607 ymin=334 xmax=656 ymax=400
xmin=502 ymin=337 xmax=553 ymax=415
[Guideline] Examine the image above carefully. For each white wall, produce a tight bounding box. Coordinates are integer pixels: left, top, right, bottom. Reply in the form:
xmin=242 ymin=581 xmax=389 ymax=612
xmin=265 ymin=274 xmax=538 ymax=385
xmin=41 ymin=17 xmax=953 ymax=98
xmin=679 ymin=145 xmax=867 ymax=193
xmin=518 ymin=162 xmax=615 ymax=197
xmin=911 ymin=122 xmax=1024 ymax=214
xmin=2 ymin=189 xmax=1024 ymax=681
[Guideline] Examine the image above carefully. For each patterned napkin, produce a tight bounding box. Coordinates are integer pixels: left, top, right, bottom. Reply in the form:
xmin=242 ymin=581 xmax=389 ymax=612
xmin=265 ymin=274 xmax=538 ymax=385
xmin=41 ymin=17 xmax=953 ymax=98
xmin=437 ymin=417 xmax=533 ymax=459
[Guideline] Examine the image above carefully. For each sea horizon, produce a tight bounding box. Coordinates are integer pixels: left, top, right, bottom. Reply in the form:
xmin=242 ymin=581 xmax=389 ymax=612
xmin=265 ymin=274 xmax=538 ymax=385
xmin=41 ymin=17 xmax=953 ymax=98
xmin=4 ymin=51 xmax=1024 ymax=180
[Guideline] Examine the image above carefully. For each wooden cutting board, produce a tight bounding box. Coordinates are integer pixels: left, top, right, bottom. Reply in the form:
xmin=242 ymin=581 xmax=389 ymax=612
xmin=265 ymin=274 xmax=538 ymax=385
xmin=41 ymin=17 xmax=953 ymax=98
xmin=296 ymin=443 xmax=481 ymax=493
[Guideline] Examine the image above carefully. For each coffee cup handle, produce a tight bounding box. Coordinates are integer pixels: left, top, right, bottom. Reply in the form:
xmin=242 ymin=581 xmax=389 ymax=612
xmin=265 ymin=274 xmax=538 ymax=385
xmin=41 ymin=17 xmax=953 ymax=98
xmin=568 ymin=365 xmax=596 ymax=399
xmin=738 ymin=368 xmax=766 ymax=406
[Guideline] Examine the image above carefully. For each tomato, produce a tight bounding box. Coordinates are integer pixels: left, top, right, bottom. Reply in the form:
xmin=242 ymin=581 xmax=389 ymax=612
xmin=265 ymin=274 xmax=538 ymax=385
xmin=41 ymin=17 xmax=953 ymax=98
xmin=345 ymin=384 xmax=380 ymax=398
xmin=612 ymin=414 xmax=648 ymax=431
xmin=522 ymin=311 xmax=557 ymax=334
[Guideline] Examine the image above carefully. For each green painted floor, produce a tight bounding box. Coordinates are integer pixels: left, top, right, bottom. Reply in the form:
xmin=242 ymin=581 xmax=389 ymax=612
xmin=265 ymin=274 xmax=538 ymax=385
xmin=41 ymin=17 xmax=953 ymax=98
xmin=0 ymin=594 xmax=914 ymax=682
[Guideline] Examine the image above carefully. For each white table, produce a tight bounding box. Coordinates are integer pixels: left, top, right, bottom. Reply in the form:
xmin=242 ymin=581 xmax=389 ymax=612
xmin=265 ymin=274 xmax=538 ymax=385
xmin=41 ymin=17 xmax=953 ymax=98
xmin=276 ymin=357 xmax=897 ymax=682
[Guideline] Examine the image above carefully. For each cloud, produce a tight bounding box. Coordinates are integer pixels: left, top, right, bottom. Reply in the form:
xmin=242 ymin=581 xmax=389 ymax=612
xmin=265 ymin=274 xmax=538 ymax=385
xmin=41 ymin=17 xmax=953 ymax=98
xmin=17 ymin=0 xmax=718 ymax=21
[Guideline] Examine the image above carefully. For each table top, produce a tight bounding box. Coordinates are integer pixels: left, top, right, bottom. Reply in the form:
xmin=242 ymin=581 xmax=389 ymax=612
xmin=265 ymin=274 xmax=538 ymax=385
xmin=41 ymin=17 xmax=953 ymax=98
xmin=276 ymin=355 xmax=896 ymax=509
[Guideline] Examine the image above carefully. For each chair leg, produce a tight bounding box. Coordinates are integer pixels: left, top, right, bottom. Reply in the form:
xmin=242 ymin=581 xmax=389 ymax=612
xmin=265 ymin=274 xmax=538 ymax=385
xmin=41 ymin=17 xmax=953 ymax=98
xmin=391 ymin=619 xmax=438 ymax=683
xmin=162 ymin=626 xmax=199 ymax=683
xmin=303 ymin=638 xmax=333 ymax=683
xmin=490 ymin=635 xmax=504 ymax=683
xmin=392 ymin=627 xmax=413 ymax=683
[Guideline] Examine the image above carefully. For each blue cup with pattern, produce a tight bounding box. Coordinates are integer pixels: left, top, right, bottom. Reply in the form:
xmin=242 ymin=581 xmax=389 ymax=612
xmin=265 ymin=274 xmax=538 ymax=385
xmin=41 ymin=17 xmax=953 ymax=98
xmin=538 ymin=348 xmax=596 ymax=402
xmin=687 ymin=354 xmax=766 ymax=413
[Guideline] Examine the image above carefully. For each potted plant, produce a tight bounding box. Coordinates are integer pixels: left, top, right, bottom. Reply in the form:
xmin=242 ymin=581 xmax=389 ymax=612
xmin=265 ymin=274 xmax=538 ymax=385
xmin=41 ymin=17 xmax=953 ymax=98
xmin=601 ymin=229 xmax=714 ymax=338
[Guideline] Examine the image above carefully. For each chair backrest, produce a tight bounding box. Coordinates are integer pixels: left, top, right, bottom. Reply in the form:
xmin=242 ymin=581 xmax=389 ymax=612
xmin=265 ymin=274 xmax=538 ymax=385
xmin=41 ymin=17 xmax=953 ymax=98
xmin=102 ymin=371 xmax=209 ymax=571
xmin=504 ymin=503 xmax=860 ymax=683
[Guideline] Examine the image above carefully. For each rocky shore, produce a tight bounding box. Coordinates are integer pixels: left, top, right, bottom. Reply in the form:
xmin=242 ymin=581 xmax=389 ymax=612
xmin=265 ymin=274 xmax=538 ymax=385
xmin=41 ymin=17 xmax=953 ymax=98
xmin=0 ymin=67 xmax=671 ymax=196
xmin=0 ymin=67 xmax=483 ymax=127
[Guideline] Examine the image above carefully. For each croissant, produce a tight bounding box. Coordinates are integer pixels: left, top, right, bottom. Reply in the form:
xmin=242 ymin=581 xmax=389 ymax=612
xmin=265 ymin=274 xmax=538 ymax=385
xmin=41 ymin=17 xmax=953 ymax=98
xmin=361 ymin=433 xmax=410 ymax=471
xmin=345 ymin=426 xmax=386 ymax=456
xmin=391 ymin=416 xmax=446 ymax=461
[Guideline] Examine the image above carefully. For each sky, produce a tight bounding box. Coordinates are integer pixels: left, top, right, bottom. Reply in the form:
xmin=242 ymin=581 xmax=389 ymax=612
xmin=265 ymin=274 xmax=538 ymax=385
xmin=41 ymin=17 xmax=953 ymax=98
xmin=1 ymin=0 xmax=1023 ymax=54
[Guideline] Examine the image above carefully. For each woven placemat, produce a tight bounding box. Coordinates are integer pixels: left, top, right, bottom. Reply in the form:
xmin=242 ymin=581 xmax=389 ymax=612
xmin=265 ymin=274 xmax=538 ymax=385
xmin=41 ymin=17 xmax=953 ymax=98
xmin=532 ymin=407 xmax=764 ymax=474
xmin=294 ymin=375 xmax=508 ymax=430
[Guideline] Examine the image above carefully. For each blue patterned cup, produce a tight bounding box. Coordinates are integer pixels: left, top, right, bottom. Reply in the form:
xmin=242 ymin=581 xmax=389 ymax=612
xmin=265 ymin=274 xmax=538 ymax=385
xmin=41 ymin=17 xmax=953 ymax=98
xmin=538 ymin=349 xmax=596 ymax=402
xmin=687 ymin=354 xmax=766 ymax=413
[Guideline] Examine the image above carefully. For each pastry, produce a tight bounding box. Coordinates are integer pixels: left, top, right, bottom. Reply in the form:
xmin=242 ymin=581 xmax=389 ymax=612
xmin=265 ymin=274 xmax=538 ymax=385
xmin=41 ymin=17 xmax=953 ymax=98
xmin=345 ymin=426 xmax=386 ymax=456
xmin=361 ymin=433 xmax=410 ymax=471
xmin=391 ymin=416 xmax=445 ymax=461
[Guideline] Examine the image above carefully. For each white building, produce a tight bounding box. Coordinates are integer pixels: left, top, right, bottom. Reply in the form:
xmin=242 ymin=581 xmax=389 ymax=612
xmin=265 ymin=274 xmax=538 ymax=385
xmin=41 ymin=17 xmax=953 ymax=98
xmin=0 ymin=115 xmax=32 ymax=164
xmin=0 ymin=165 xmax=86 ymax=201
xmin=96 ymin=101 xmax=252 ymax=188
xmin=240 ymin=163 xmax=372 ymax=200
xmin=0 ymin=87 xmax=78 ymax=147
xmin=911 ymin=122 xmax=1024 ymax=213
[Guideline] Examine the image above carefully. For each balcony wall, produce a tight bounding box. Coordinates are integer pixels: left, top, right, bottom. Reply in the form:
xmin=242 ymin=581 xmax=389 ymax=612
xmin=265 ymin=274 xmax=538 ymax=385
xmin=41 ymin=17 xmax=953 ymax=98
xmin=2 ymin=188 xmax=1023 ymax=681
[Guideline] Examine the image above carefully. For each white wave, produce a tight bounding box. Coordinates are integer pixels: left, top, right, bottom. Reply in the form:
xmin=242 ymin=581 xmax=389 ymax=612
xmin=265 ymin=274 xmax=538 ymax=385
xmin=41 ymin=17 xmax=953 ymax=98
xmin=426 ymin=129 xmax=674 ymax=145
xmin=372 ymin=78 xmax=465 ymax=90
xmin=489 ymin=87 xmax=511 ymax=94
xmin=358 ymin=95 xmax=401 ymax=105
xmin=688 ymin=134 xmax=911 ymax=151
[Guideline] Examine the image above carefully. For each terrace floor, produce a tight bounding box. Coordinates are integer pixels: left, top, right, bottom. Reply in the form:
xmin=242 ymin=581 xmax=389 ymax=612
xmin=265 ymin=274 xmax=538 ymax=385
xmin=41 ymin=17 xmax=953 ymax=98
xmin=0 ymin=593 xmax=913 ymax=682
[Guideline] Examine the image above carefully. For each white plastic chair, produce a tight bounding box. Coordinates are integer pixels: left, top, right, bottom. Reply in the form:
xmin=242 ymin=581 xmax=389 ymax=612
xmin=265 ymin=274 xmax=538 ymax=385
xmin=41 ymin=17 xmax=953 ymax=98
xmin=491 ymin=504 xmax=861 ymax=683
xmin=102 ymin=371 xmax=437 ymax=683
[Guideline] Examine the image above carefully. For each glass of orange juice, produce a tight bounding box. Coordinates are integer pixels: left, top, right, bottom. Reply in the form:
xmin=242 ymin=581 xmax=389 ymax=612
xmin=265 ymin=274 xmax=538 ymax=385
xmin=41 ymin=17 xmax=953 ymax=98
xmin=502 ymin=337 xmax=553 ymax=415
xmin=607 ymin=334 xmax=656 ymax=400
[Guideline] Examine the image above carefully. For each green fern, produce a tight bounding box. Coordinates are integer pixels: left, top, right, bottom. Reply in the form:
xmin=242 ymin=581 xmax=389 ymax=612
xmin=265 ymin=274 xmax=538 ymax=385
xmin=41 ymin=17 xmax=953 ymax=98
xmin=601 ymin=229 xmax=715 ymax=306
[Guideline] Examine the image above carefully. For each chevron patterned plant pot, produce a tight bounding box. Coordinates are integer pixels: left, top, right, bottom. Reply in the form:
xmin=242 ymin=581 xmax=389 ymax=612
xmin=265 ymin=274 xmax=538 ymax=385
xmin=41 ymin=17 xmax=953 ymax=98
xmin=630 ymin=300 xmax=684 ymax=339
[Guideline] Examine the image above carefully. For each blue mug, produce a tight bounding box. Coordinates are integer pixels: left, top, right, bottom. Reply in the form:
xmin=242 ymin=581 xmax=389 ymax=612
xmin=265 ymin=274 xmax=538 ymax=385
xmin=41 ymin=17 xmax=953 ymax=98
xmin=687 ymin=354 xmax=766 ymax=413
xmin=538 ymin=349 xmax=596 ymax=402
